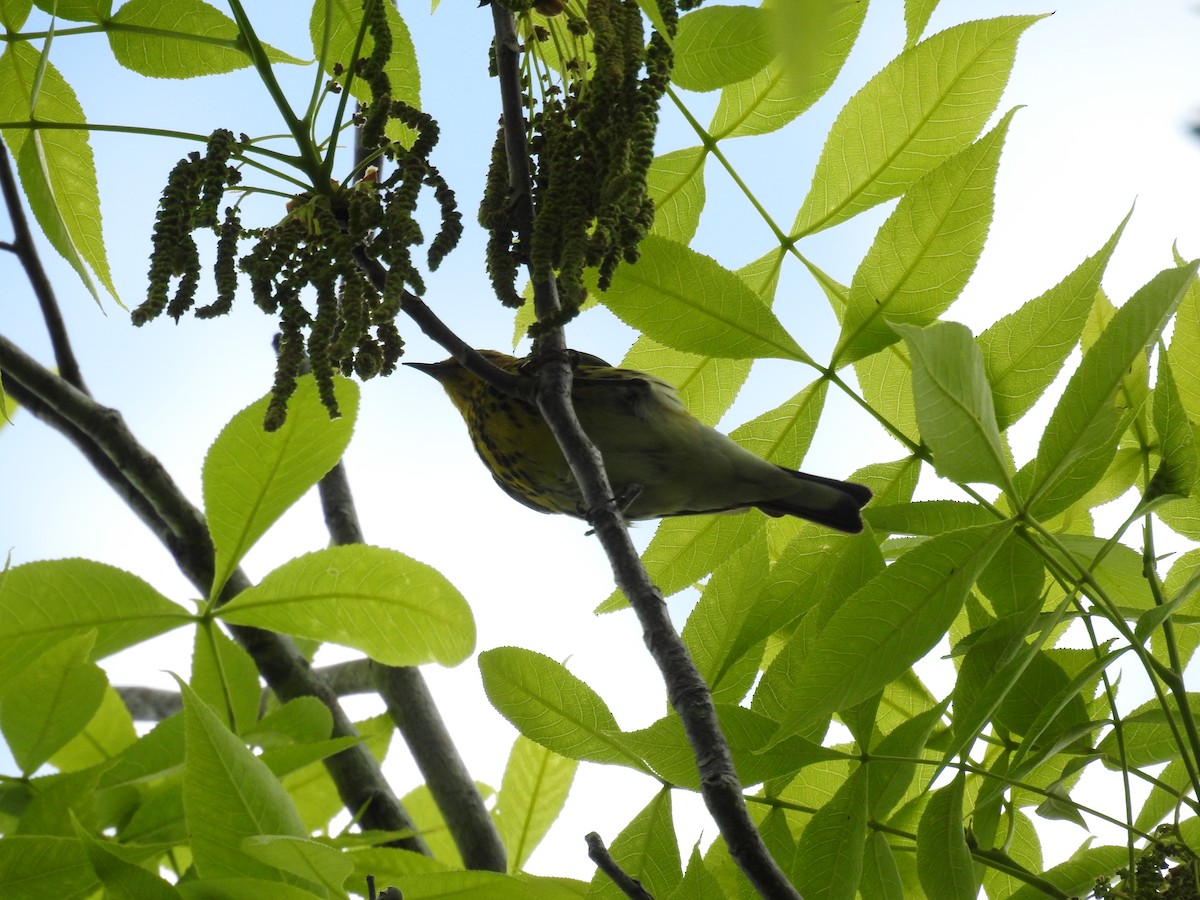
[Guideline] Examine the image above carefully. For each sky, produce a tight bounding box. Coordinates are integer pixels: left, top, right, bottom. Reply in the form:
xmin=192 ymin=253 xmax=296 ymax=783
xmin=2 ymin=0 xmax=1200 ymax=884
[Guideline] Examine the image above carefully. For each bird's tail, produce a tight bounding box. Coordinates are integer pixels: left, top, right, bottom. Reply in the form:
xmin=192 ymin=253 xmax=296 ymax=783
xmin=755 ymin=469 xmax=873 ymax=533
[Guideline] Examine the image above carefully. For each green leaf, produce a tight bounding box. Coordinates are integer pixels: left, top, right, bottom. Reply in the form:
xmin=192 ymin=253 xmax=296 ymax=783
xmin=755 ymin=529 xmax=886 ymax=676
xmin=217 ymin=544 xmax=474 ymax=667
xmin=401 ymin=781 xmax=475 ymax=867
xmin=619 ymin=339 xmax=750 ymax=428
xmin=1147 ymin=349 xmax=1198 ymax=500
xmin=894 ymin=321 xmax=1009 ymax=485
xmin=0 ymin=836 xmax=96 ymax=899
xmin=0 ymin=41 xmax=116 ymax=303
xmin=1034 ymin=784 xmax=1084 ymax=827
xmin=1004 ymin=844 xmax=1127 ymax=900
xmin=668 ymin=844 xmax=725 ymax=900
xmin=979 ymin=212 xmax=1127 ymax=430
xmin=496 ymin=735 xmax=577 ymax=873
xmin=854 ymin=342 xmax=919 ymax=443
xmin=646 ymin=146 xmax=707 ymax=243
xmin=1 ymin=0 xmax=33 ymax=29
xmin=242 ymin=835 xmax=354 ymax=894
xmin=176 ymin=878 xmax=328 ymax=899
xmin=1168 ymin=249 xmax=1200 ymax=420
xmin=916 ymin=773 xmax=976 ymax=900
xmin=753 ymin=530 xmax=886 ymax=733
xmin=244 ymin=697 xmax=334 ymax=748
xmin=204 ymin=374 xmax=359 ymax=599
xmin=852 ymin=456 xmax=922 ymax=507
xmin=767 ymin=522 xmax=1011 ymax=742
xmin=708 ymin=0 xmax=865 ymax=138
xmin=903 ymin=0 xmax=940 ymax=46
xmin=947 ymin=600 xmax=1057 ymax=769
xmin=0 ymin=382 xmax=14 ymax=425
xmin=478 ymin=647 xmax=650 ymax=771
xmin=792 ymin=15 xmax=1041 ymax=236
xmin=107 ymin=0 xmax=303 ymax=78
xmin=50 ymin=684 xmax=137 ymax=772
xmin=75 ymin=819 xmax=182 ymax=900
xmin=683 ymin=529 xmax=769 ymax=704
xmin=589 ymin=790 xmax=681 ymax=900
xmin=180 ymin=680 xmax=309 ymax=882
xmin=867 ymin=702 xmax=948 ymax=818
xmin=673 ymin=5 xmax=773 ymax=92
xmin=601 ymin=235 xmax=810 ymax=363
xmin=1098 ymin=694 xmax=1200 ymax=768
xmin=792 ymin=768 xmax=868 ymax=900
xmin=0 ymin=631 xmax=106 ymax=775
xmin=379 ymin=870 xmax=558 ymax=898
xmin=311 ymin=0 xmax=420 ymax=142
xmin=0 ymin=558 xmax=190 ymax=687
xmin=860 ymin=832 xmax=905 ymax=900
xmin=33 ymin=0 xmax=109 ymax=21
xmin=1133 ymin=756 xmax=1191 ymax=834
xmin=729 ymin=378 xmax=828 ymax=469
xmin=834 ymin=109 xmax=1015 ymax=364
xmin=1153 ymin=548 xmax=1200 ymax=669
xmin=977 ymin=532 xmax=1045 ymax=619
xmin=1026 ymin=263 xmax=1198 ymax=517
xmin=191 ymin=623 xmax=263 ymax=733
xmin=864 ymin=500 xmax=996 ymax=536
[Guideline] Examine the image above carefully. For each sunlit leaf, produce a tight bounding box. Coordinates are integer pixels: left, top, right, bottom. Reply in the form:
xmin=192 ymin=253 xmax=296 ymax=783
xmin=1025 ymin=263 xmax=1198 ymax=517
xmin=893 ymin=320 xmax=1008 ymax=486
xmin=495 ymin=735 xmax=577 ymax=873
xmin=979 ymin=212 xmax=1127 ymax=430
xmin=792 ymin=15 xmax=1041 ymax=236
xmin=0 ymin=558 xmax=190 ymax=687
xmin=834 ymin=109 xmax=1015 ymax=364
xmin=478 ymin=647 xmax=650 ymax=771
xmin=602 ymin=235 xmax=810 ymax=362
xmin=673 ymin=5 xmax=773 ymax=92
xmin=916 ymin=773 xmax=975 ymax=899
xmin=0 ymin=41 xmax=115 ymax=303
xmin=204 ymin=374 xmax=358 ymax=600
xmin=108 ymin=0 xmax=303 ymax=77
xmin=217 ymin=544 xmax=474 ymax=667
xmin=767 ymin=522 xmax=1011 ymax=742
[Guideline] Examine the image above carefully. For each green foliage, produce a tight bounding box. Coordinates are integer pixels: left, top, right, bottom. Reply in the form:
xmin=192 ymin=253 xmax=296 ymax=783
xmin=204 ymin=373 xmax=359 ymax=597
xmin=0 ymin=40 xmax=115 ymax=303
xmin=5 ymin=1 xmax=1200 ymax=898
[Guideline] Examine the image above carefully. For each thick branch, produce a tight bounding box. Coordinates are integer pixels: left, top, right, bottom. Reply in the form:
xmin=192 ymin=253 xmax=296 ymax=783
xmin=318 ymin=461 xmax=508 ymax=873
xmin=0 ymin=333 xmax=428 ymax=853
xmin=487 ymin=4 xmax=801 ymax=897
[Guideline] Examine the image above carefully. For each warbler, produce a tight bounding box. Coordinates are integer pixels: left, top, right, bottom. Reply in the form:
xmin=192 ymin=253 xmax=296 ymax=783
xmin=409 ymin=350 xmax=871 ymax=532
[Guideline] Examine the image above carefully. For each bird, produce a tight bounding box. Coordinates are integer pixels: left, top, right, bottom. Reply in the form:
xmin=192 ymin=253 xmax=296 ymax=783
xmin=408 ymin=350 xmax=872 ymax=532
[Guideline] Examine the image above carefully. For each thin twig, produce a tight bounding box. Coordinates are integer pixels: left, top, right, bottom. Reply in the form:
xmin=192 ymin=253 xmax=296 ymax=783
xmin=586 ymin=832 xmax=655 ymax=900
xmin=0 ymin=140 xmax=88 ymax=393
xmin=318 ymin=460 xmax=508 ymax=873
xmin=486 ymin=4 xmax=800 ymax=897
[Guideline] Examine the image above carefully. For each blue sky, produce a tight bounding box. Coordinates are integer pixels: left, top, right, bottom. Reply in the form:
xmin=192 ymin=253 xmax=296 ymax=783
xmin=3 ymin=0 xmax=1200 ymax=880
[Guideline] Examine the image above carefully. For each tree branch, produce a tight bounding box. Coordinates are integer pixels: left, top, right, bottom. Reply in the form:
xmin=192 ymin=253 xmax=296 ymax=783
xmin=318 ymin=460 xmax=508 ymax=873
xmin=586 ymin=832 xmax=655 ymax=900
xmin=487 ymin=4 xmax=801 ymax=896
xmin=0 ymin=140 xmax=88 ymax=393
xmin=0 ymin=332 xmax=429 ymax=854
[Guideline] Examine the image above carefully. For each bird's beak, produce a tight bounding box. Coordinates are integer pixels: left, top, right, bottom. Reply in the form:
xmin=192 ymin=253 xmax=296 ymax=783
xmin=403 ymin=361 xmax=449 ymax=380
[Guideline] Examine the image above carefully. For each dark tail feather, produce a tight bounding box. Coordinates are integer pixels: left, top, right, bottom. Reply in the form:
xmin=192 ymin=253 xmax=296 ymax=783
xmin=756 ymin=469 xmax=873 ymax=533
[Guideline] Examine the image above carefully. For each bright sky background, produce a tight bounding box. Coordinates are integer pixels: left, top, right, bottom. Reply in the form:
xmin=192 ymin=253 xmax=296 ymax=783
xmin=3 ymin=0 xmax=1200 ymax=884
